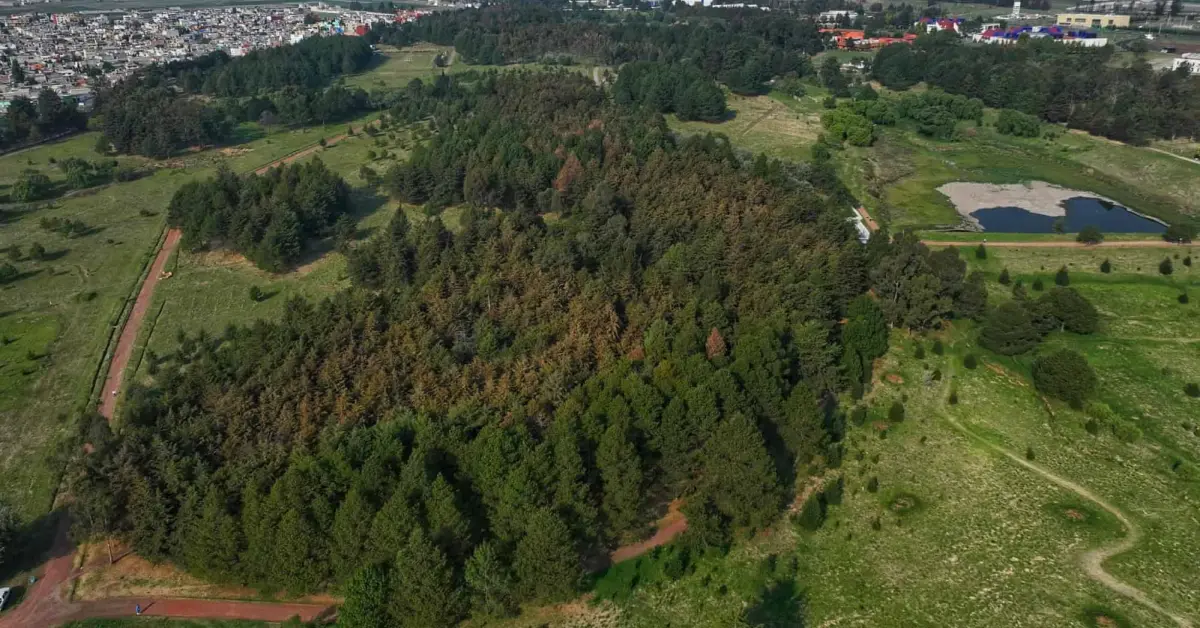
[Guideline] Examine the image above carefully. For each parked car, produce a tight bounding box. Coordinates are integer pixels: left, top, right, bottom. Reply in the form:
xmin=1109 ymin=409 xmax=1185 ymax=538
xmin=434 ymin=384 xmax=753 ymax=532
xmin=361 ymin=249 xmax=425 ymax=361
xmin=0 ymin=586 xmax=10 ymax=611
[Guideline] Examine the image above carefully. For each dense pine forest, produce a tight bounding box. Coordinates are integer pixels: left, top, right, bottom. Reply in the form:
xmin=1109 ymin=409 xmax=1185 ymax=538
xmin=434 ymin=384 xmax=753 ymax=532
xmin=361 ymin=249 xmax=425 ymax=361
xmin=167 ymin=159 xmax=352 ymax=272
xmin=72 ymin=65 xmax=985 ymax=624
xmin=871 ymin=32 xmax=1200 ymax=143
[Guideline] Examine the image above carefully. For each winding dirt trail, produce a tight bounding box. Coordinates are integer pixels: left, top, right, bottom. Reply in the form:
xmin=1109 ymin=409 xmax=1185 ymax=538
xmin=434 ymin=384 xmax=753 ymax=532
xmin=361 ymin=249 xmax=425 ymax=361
xmin=939 ymin=376 xmax=1193 ymax=628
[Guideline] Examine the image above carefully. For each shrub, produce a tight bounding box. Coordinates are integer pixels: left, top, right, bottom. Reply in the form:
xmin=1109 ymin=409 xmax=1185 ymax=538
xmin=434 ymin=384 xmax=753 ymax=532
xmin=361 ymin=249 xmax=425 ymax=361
xmin=1180 ymin=293 xmax=1190 ymax=304
xmin=1162 ymin=223 xmax=1196 ymax=244
xmin=1032 ymin=278 xmax=1045 ymax=291
xmin=998 ymin=268 xmax=1011 ymax=285
xmin=794 ymin=496 xmax=826 ymax=531
xmin=979 ymin=301 xmax=1040 ymax=355
xmin=931 ymin=368 xmax=942 ymax=381
xmin=975 ymin=243 xmax=986 ymax=259
xmin=948 ymin=389 xmax=958 ymax=405
xmin=867 ymin=476 xmax=879 ymax=493
xmin=1100 ymin=259 xmax=1111 ymax=274
xmin=888 ymin=401 xmax=905 ymax=423
xmin=1185 ymin=382 xmax=1200 ymax=398
xmin=248 ymin=286 xmax=263 ymax=302
xmin=1111 ymin=421 xmax=1142 ymax=444
xmin=1040 ymin=287 xmax=1099 ymax=334
xmin=995 ymin=109 xmax=1041 ymax=137
xmin=1085 ymin=418 xmax=1100 ymax=435
xmin=1025 ymin=446 xmax=1035 ymax=461
xmin=823 ymin=476 xmax=845 ymax=505
xmin=851 ymin=406 xmax=868 ymax=426
xmin=1032 ymin=349 xmax=1097 ymax=406
xmin=1159 ymin=257 xmax=1173 ymax=275
xmin=932 ymin=339 xmax=944 ymax=355
xmin=28 ymin=242 xmax=45 ymax=261
xmin=1076 ymin=226 xmax=1103 ymax=244
xmin=0 ymin=262 xmax=18 ymax=284
xmin=914 ymin=344 xmax=925 ymax=359
xmin=963 ymin=353 xmax=978 ymax=369
xmin=1054 ymin=266 xmax=1069 ymax=286
xmin=1184 ymin=256 xmax=1192 ymax=267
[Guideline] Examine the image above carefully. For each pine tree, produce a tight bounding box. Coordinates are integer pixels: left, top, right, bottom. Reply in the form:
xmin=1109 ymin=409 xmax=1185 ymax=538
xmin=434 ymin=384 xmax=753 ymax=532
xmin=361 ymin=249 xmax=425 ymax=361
xmin=179 ymin=485 xmax=240 ymax=581
xmin=550 ymin=418 xmax=598 ymax=539
xmin=1100 ymin=259 xmax=1111 ymax=274
xmin=596 ymin=420 xmax=643 ymax=535
xmin=843 ymin=295 xmax=888 ymax=360
xmin=515 ymin=508 xmax=580 ymax=603
xmin=1054 ymin=266 xmax=1069 ymax=286
xmin=700 ymin=413 xmax=782 ymax=530
xmin=369 ymin=488 xmax=418 ymax=563
xmin=705 ymin=327 xmax=727 ymax=359
xmin=340 ymin=564 xmax=391 ymax=628
xmin=465 ymin=541 xmax=518 ymax=619
xmin=998 ymin=268 xmax=1011 ymax=285
xmin=330 ymin=488 xmax=374 ymax=583
xmin=425 ymin=474 xmax=472 ymax=560
xmin=778 ymin=384 xmax=827 ymax=465
xmin=390 ymin=528 xmax=465 ymax=627
xmin=273 ymin=508 xmax=325 ymax=594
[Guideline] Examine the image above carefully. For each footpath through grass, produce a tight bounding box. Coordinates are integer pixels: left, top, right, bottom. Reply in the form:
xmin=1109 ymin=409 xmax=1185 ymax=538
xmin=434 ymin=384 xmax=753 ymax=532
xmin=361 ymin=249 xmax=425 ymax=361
xmin=0 ymin=120 xmax=375 ymax=521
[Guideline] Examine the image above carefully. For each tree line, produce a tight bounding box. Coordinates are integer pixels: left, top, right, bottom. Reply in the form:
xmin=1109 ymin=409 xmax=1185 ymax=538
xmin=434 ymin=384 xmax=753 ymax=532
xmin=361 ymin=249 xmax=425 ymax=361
xmin=65 ymin=70 xmax=990 ymax=627
xmin=95 ymin=36 xmax=376 ymax=157
xmin=872 ymin=31 xmax=1200 ymax=144
xmin=167 ymin=158 xmax=352 ymax=272
xmin=0 ymin=88 xmax=87 ymax=152
xmin=368 ymin=5 xmax=827 ymax=95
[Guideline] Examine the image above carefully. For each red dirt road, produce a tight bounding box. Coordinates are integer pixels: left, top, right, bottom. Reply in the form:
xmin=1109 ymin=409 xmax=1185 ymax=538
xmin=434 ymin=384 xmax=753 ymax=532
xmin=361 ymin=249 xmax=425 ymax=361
xmin=609 ymin=499 xmax=687 ymax=564
xmin=97 ymin=228 xmax=182 ymax=419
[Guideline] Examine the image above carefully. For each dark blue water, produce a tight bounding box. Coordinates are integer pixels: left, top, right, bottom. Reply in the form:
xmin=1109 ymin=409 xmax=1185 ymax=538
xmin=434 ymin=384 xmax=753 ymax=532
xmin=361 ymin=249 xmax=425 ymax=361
xmin=971 ymin=197 xmax=1166 ymax=234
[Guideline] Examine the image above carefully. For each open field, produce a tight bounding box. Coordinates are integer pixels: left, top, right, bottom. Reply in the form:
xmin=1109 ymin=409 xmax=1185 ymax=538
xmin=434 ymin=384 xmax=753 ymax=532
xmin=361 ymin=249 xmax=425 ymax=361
xmin=669 ymin=89 xmax=827 ymax=163
xmin=0 ymin=120 xmax=377 ymax=521
xmin=345 ymin=45 xmax=605 ymax=92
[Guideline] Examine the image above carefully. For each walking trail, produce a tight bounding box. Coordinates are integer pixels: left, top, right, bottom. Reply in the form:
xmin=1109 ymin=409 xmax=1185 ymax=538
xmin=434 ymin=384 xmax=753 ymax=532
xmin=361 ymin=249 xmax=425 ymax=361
xmin=609 ymin=499 xmax=687 ymax=564
xmin=18 ymin=132 xmax=362 ymax=626
xmin=938 ymin=373 xmax=1193 ymax=628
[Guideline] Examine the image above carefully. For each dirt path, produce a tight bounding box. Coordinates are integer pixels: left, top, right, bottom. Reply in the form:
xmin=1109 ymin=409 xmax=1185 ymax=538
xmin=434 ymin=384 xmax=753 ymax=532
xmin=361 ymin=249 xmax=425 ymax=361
xmin=1148 ymin=146 xmax=1200 ymax=167
xmin=609 ymin=499 xmax=687 ymax=564
xmin=923 ymin=239 xmax=1184 ymax=249
xmin=97 ymin=228 xmax=181 ymax=419
xmin=64 ymin=597 xmax=329 ymax=623
xmin=939 ymin=375 xmax=1193 ymax=628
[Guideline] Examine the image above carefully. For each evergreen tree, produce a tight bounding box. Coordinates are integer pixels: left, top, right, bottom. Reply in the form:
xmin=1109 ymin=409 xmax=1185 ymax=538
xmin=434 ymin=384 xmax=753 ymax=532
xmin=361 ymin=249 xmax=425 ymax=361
xmin=979 ymin=301 xmax=1040 ymax=355
xmin=779 ymin=384 xmax=827 ymax=465
xmin=464 ymin=541 xmax=518 ymax=619
xmin=330 ymin=488 xmax=375 ymax=583
xmin=1160 ymin=257 xmax=1174 ymax=275
xmin=514 ymin=508 xmax=580 ymax=604
xmin=597 ymin=419 xmax=643 ymax=535
xmin=390 ymin=528 xmax=465 ymax=627
xmin=998 ymin=268 xmax=1011 ymax=285
xmin=1032 ymin=349 xmax=1097 ymax=406
xmin=1054 ymin=266 xmax=1070 ymax=287
xmin=369 ymin=488 xmax=419 ymax=562
xmin=178 ymin=485 xmax=240 ymax=581
xmin=843 ymin=295 xmax=888 ymax=361
xmin=273 ymin=508 xmax=325 ymax=594
xmin=425 ymin=474 xmax=472 ymax=560
xmin=700 ymin=413 xmax=782 ymax=530
xmin=1100 ymin=259 xmax=1111 ymax=274
xmin=340 ymin=564 xmax=391 ymax=628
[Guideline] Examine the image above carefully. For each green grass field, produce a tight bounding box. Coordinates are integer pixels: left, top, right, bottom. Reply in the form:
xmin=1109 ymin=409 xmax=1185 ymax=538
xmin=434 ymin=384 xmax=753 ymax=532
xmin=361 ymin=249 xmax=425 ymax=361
xmin=0 ymin=120 xmax=377 ymax=520
xmin=668 ymin=88 xmax=829 ymax=163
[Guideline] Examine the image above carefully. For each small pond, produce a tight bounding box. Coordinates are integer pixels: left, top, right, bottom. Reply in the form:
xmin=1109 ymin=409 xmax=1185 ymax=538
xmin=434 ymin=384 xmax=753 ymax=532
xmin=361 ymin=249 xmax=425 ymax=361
xmin=971 ymin=197 xmax=1166 ymax=234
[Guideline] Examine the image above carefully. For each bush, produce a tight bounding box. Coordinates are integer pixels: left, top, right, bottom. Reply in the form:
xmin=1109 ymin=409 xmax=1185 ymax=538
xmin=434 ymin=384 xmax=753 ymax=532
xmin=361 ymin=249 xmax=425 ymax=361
xmin=0 ymin=262 xmax=18 ymax=284
xmin=888 ymin=401 xmax=905 ymax=423
xmin=979 ymin=301 xmax=1040 ymax=355
xmin=1039 ymin=287 xmax=1099 ymax=334
xmin=823 ymin=476 xmax=845 ymax=506
xmin=1159 ymin=257 xmax=1173 ymax=275
xmin=1032 ymin=349 xmax=1097 ymax=406
xmin=963 ymin=353 xmax=978 ymax=369
xmin=1180 ymin=293 xmax=1190 ymax=304
xmin=1032 ymin=278 xmax=1045 ymax=291
xmin=948 ymin=389 xmax=958 ymax=405
xmin=995 ymin=109 xmax=1041 ymax=137
xmin=1185 ymin=382 xmax=1200 ymax=398
xmin=850 ymin=406 xmax=868 ymax=426
xmin=932 ymin=339 xmax=944 ymax=355
xmin=975 ymin=243 xmax=986 ymax=259
xmin=1163 ymin=223 xmax=1196 ymax=244
xmin=28 ymin=242 xmax=45 ymax=261
xmin=998 ymin=268 xmax=1011 ymax=285
xmin=1111 ymin=421 xmax=1142 ymax=444
xmin=1184 ymin=256 xmax=1192 ymax=267
xmin=1025 ymin=446 xmax=1035 ymax=460
xmin=914 ymin=344 xmax=925 ymax=359
xmin=1100 ymin=259 xmax=1111 ymax=274
xmin=1075 ymin=225 xmax=1103 ymax=244
xmin=866 ymin=476 xmax=879 ymax=493
xmin=1085 ymin=418 xmax=1100 ymax=435
xmin=794 ymin=496 xmax=826 ymax=532
xmin=1054 ymin=266 xmax=1069 ymax=286
xmin=248 ymin=286 xmax=263 ymax=302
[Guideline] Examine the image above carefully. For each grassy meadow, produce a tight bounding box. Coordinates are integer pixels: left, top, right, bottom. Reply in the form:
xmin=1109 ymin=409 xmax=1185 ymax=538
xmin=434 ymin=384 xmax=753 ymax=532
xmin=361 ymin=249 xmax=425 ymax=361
xmin=0 ymin=119 xmax=378 ymax=520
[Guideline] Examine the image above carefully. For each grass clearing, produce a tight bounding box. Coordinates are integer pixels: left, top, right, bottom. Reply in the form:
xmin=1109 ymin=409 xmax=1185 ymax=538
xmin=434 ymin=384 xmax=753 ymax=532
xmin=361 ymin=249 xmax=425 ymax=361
xmin=668 ymin=88 xmax=828 ymax=162
xmin=0 ymin=115 xmax=379 ymax=520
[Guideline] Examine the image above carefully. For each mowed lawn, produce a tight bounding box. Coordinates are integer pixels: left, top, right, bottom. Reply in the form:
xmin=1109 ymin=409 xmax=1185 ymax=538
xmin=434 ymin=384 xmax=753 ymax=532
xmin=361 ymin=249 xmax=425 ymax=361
xmin=0 ymin=120 xmax=374 ymax=520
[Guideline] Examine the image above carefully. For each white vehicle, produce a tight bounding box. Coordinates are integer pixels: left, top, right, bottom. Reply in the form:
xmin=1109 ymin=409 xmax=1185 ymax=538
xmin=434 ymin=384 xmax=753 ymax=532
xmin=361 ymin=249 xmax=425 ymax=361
xmin=0 ymin=586 xmax=10 ymax=611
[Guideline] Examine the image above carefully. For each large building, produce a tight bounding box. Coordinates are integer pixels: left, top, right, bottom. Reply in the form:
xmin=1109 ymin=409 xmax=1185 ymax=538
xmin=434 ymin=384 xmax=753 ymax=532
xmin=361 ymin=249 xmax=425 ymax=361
xmin=1056 ymin=13 xmax=1130 ymax=28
